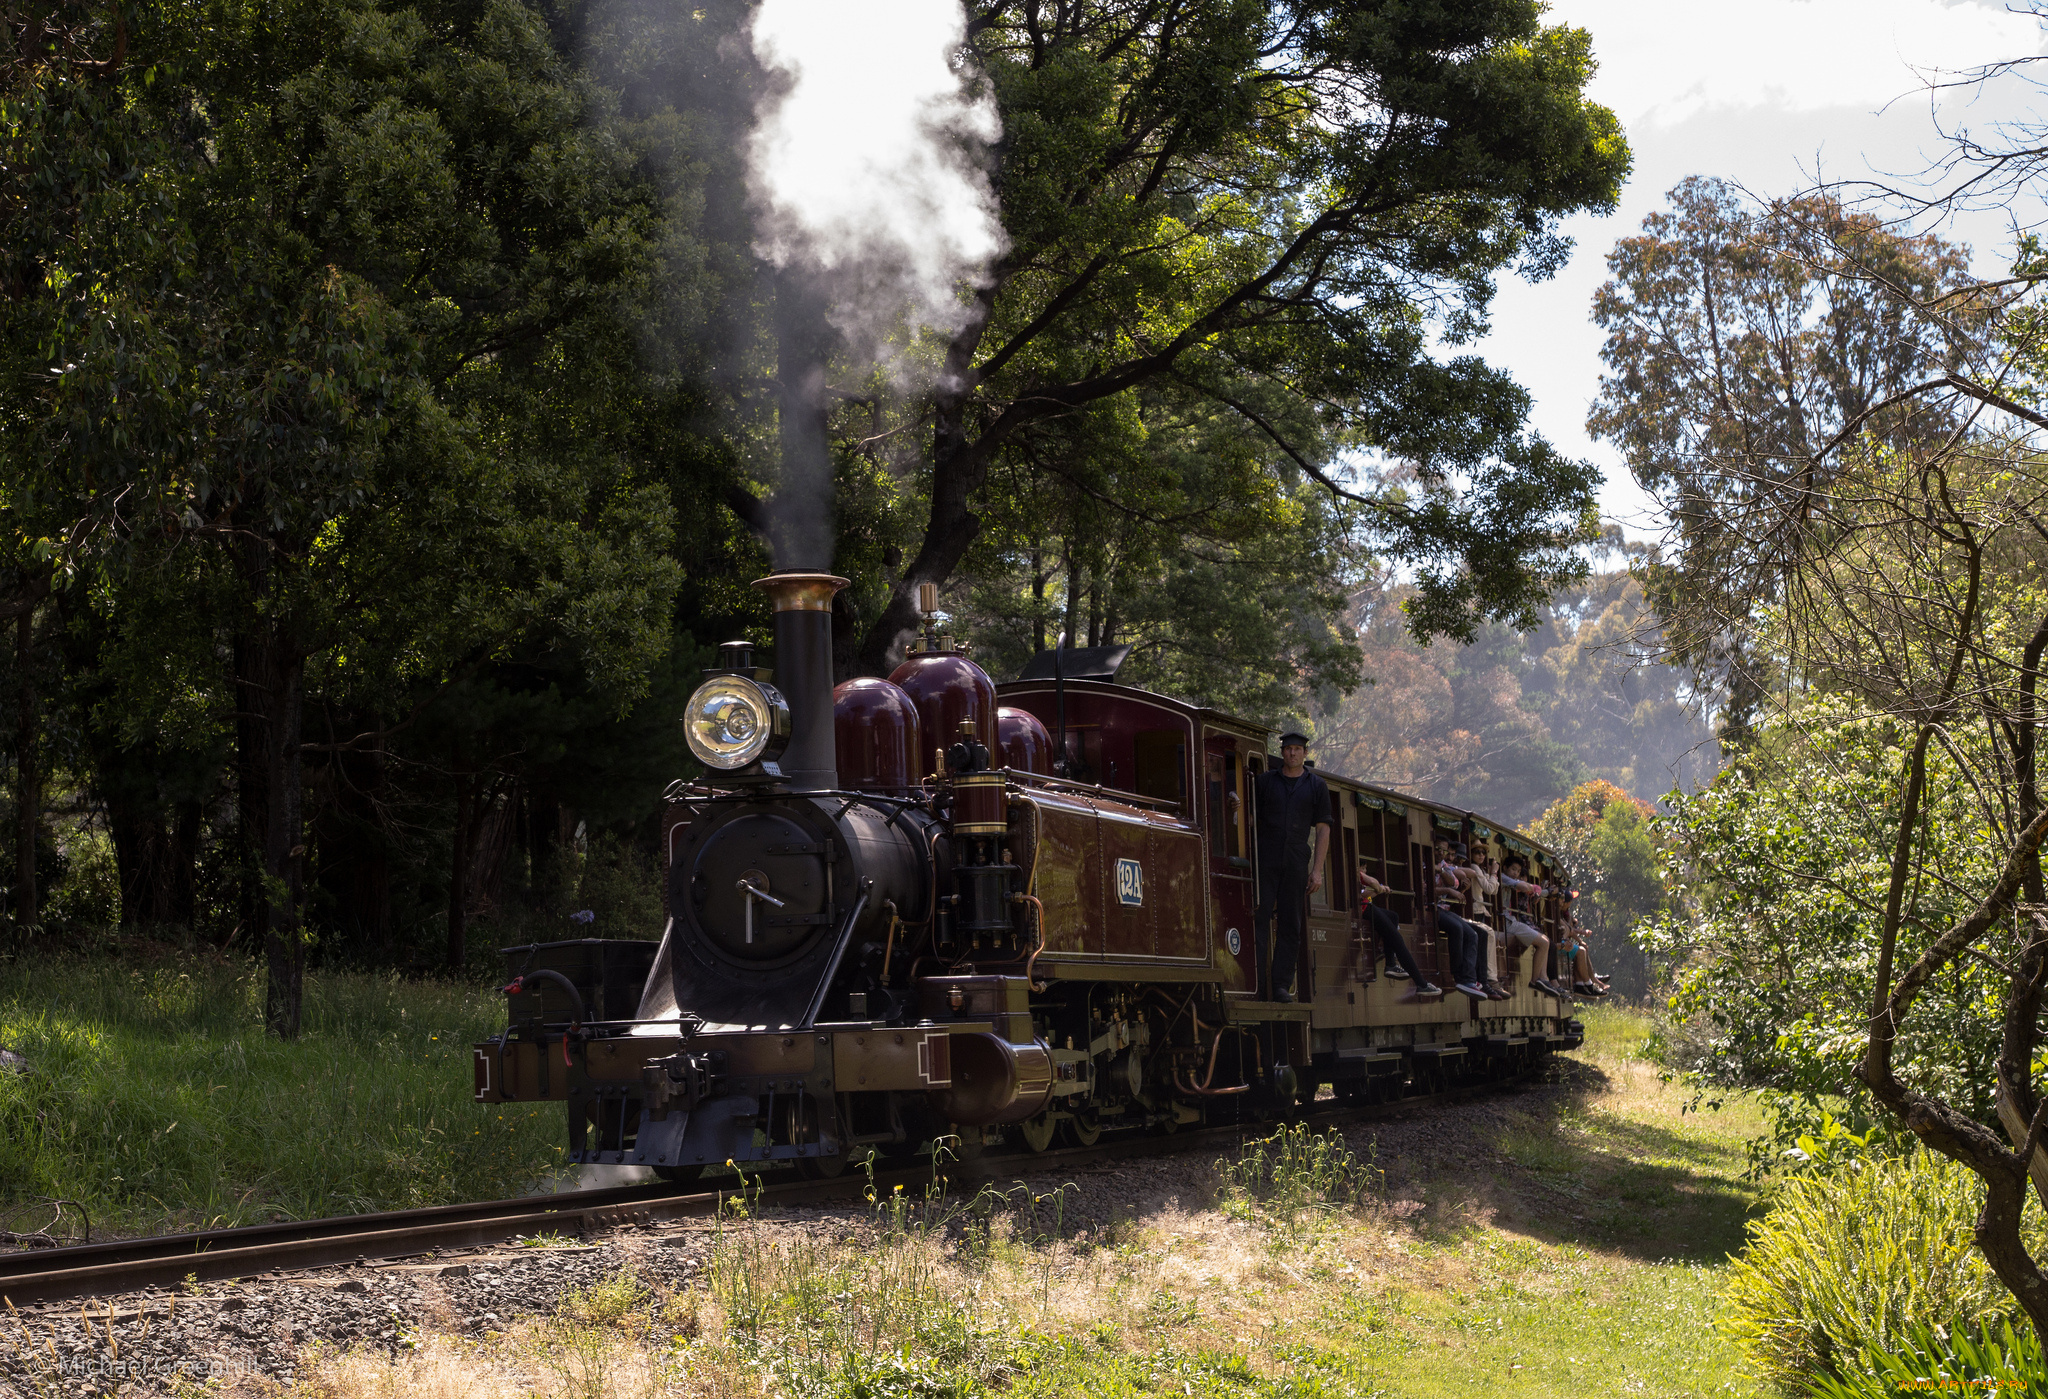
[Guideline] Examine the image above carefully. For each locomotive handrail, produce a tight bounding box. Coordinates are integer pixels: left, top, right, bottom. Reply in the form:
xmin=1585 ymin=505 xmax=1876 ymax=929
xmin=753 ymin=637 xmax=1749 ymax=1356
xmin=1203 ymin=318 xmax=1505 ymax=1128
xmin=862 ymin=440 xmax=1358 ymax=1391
xmin=994 ymin=766 xmax=1181 ymax=814
xmin=800 ymin=887 xmax=871 ymax=1029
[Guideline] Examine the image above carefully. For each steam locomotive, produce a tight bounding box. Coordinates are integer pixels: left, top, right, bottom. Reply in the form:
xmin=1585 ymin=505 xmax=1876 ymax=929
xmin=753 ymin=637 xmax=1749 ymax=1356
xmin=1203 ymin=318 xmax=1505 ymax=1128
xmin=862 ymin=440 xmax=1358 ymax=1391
xmin=473 ymin=572 xmax=1584 ymax=1177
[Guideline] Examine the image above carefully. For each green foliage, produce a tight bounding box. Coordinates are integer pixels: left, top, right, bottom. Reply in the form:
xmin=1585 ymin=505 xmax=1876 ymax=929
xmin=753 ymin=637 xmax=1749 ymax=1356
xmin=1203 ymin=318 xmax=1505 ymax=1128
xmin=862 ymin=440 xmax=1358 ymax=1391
xmin=1721 ymin=1148 xmax=2039 ymax=1391
xmin=1640 ymin=700 xmax=2009 ymax=1165
xmin=1801 ymin=1318 xmax=2048 ymax=1399
xmin=1588 ymin=177 xmax=1985 ymax=745
xmin=849 ymin=0 xmax=1632 ymax=674
xmin=1526 ymin=780 xmax=1668 ymax=988
xmin=0 ymin=948 xmax=561 ymax=1230
xmin=40 ymin=823 xmax=116 ymax=932
xmin=1219 ymin=1123 xmax=1382 ymax=1233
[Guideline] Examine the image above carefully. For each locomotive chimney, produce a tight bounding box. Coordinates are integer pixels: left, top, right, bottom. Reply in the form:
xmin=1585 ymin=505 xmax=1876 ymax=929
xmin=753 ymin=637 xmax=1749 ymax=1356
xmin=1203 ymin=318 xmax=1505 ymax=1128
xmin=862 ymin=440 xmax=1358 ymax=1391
xmin=752 ymin=571 xmax=848 ymax=791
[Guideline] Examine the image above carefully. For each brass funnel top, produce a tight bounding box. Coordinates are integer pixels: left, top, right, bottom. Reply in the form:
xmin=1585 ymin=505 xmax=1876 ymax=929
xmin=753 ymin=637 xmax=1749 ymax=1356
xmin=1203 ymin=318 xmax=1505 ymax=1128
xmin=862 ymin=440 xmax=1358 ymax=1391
xmin=751 ymin=572 xmax=848 ymax=613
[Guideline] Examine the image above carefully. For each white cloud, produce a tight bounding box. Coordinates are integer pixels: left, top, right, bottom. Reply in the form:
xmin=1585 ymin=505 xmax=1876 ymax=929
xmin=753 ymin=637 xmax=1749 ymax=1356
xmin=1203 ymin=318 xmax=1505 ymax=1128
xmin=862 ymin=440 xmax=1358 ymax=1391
xmin=1552 ymin=0 xmax=2043 ymax=128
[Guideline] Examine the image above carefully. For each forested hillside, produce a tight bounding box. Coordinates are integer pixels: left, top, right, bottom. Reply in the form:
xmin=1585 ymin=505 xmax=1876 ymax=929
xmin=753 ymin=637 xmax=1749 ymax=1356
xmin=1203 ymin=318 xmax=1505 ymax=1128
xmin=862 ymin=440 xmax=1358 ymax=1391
xmin=1316 ymin=547 xmax=1718 ymax=827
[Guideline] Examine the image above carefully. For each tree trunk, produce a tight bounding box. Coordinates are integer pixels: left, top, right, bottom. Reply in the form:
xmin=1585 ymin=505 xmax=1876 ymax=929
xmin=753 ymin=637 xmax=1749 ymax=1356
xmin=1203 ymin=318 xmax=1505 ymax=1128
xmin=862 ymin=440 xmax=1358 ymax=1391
xmin=239 ymin=619 xmax=307 ymax=1038
xmin=1031 ymin=548 xmax=1047 ymax=654
xmin=851 ymin=304 xmax=996 ymax=676
xmin=448 ymin=765 xmax=471 ymax=971
xmin=526 ymin=794 xmax=560 ymax=907
xmin=169 ymin=799 xmax=201 ymax=927
xmin=14 ymin=607 xmax=35 ymax=931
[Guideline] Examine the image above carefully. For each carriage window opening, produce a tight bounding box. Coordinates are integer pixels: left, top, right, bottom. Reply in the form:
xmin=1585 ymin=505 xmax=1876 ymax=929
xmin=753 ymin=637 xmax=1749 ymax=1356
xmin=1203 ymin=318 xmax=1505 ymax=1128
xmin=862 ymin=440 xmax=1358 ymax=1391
xmin=1206 ymin=753 xmax=1227 ymax=849
xmin=1225 ymin=752 xmax=1243 ymax=858
xmin=1134 ymin=730 xmax=1187 ymax=811
xmin=1058 ymin=727 xmax=1102 ymax=784
xmin=1339 ymin=825 xmax=1357 ymax=913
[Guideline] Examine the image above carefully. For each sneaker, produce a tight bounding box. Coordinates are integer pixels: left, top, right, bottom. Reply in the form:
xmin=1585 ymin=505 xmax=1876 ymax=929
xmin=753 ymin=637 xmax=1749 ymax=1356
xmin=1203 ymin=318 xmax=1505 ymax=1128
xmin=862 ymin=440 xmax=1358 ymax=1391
xmin=1384 ymin=964 xmax=1412 ymax=980
xmin=1456 ymin=982 xmax=1489 ymax=999
xmin=1485 ymin=980 xmax=1510 ymax=1000
xmin=1273 ymin=988 xmax=1296 ymax=1003
xmin=1574 ymin=981 xmax=1606 ymax=997
xmin=1414 ymin=981 xmax=1442 ymax=996
xmin=1530 ymin=978 xmax=1564 ymax=997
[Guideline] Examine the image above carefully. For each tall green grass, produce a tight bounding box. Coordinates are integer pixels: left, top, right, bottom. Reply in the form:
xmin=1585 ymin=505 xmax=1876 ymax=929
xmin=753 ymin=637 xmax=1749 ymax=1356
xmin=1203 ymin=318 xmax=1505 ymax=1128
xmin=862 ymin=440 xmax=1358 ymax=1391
xmin=0 ymin=950 xmax=561 ymax=1235
xmin=1721 ymin=1147 xmax=2042 ymax=1390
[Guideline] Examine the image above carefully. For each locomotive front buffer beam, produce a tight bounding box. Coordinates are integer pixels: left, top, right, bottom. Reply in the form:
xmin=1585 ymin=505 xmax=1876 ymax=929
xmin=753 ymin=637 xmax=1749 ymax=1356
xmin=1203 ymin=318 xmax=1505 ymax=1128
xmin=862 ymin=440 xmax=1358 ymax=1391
xmin=472 ymin=989 xmax=1048 ymax=1172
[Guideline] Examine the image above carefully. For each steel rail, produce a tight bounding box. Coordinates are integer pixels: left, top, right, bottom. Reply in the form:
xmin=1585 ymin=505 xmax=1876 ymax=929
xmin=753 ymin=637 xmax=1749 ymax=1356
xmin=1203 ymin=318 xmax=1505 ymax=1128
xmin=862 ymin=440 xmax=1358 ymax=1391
xmin=0 ymin=1066 xmax=1545 ymax=1306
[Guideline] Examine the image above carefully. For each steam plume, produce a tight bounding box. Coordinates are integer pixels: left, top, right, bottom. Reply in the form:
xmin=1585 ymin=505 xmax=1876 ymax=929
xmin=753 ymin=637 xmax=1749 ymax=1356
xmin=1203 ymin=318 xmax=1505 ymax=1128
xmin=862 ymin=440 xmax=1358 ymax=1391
xmin=748 ymin=0 xmax=1004 ymax=346
xmin=746 ymin=0 xmax=1004 ymax=569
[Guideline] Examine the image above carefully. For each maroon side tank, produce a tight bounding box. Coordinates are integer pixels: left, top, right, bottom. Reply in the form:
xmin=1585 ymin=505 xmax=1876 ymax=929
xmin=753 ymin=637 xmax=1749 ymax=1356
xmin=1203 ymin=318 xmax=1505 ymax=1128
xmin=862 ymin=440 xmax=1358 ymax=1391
xmin=996 ymin=706 xmax=1053 ymax=774
xmin=832 ymin=677 xmax=922 ymax=795
xmin=888 ymin=649 xmax=997 ymax=780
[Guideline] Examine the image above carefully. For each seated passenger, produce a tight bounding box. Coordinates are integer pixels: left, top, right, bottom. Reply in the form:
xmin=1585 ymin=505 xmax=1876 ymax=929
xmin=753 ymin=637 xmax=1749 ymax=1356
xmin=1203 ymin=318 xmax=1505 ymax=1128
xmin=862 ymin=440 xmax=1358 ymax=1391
xmin=1432 ymin=840 xmax=1489 ymax=1001
xmin=1499 ymin=855 xmax=1565 ymax=998
xmin=1356 ymin=865 xmax=1441 ymax=995
xmin=1557 ymin=895 xmax=1609 ymax=996
xmin=1453 ymin=847 xmax=1512 ymax=1000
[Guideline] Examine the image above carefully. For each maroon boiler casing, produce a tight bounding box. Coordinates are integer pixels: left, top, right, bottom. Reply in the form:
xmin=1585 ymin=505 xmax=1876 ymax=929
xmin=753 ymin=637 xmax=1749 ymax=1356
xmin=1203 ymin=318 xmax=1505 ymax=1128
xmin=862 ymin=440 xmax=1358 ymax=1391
xmin=996 ymin=706 xmax=1053 ymax=774
xmin=832 ymin=677 xmax=922 ymax=795
xmin=887 ymin=651 xmax=997 ymax=778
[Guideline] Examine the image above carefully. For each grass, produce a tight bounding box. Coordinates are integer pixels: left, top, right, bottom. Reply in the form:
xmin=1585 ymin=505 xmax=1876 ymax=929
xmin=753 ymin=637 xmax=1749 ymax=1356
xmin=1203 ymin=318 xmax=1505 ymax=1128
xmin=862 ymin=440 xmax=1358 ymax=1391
xmin=0 ymin=945 xmax=562 ymax=1236
xmin=277 ymin=1004 xmax=1771 ymax=1399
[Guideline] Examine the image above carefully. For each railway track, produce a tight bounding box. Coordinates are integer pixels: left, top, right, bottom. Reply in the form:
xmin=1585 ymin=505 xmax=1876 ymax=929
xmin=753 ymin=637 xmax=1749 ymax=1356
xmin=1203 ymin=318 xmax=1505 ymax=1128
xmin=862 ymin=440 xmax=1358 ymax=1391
xmin=0 ymin=1070 xmax=1541 ymax=1306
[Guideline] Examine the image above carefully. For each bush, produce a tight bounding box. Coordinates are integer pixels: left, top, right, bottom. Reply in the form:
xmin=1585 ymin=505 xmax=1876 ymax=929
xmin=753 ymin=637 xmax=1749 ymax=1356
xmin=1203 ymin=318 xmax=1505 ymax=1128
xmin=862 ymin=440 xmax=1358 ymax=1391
xmin=1723 ymin=1146 xmax=2041 ymax=1390
xmin=1801 ymin=1318 xmax=2047 ymax=1398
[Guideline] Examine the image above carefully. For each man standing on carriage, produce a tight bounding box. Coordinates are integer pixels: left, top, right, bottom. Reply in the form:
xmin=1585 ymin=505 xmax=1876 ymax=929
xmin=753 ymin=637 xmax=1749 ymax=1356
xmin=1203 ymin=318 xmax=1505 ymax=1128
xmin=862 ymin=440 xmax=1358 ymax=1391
xmin=1252 ymin=732 xmax=1331 ymax=1002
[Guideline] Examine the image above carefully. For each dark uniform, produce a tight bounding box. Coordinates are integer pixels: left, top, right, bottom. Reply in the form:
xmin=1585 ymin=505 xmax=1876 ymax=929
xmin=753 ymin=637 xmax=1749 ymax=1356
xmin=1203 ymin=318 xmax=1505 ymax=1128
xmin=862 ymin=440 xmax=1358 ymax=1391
xmin=1252 ymin=763 xmax=1331 ymax=999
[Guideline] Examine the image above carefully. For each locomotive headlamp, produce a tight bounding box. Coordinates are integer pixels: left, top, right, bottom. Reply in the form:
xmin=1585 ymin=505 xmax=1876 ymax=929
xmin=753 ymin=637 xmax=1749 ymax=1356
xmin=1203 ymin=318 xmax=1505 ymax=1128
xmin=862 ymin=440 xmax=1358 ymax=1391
xmin=684 ymin=676 xmax=790 ymax=771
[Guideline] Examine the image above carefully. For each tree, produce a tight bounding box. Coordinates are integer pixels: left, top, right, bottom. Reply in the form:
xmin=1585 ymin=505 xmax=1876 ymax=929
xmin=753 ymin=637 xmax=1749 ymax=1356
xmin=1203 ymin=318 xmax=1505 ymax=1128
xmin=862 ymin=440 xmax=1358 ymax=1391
xmin=1587 ymin=176 xmax=1989 ymax=745
xmin=845 ymin=0 xmax=1629 ymax=675
xmin=956 ymin=379 xmax=1372 ymax=723
xmin=1311 ymin=550 xmax=1717 ymax=824
xmin=1524 ymin=778 xmax=1663 ymax=998
xmin=1592 ymin=163 xmax=2048 ymax=1332
xmin=1317 ymin=572 xmax=1583 ymax=823
xmin=6 ymin=0 xmax=691 ymax=1027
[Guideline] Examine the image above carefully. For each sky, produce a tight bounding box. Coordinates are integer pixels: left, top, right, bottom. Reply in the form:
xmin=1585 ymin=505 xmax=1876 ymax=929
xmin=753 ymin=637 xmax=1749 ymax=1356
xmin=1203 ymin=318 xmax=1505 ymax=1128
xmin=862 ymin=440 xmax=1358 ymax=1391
xmin=1479 ymin=0 xmax=2048 ymax=537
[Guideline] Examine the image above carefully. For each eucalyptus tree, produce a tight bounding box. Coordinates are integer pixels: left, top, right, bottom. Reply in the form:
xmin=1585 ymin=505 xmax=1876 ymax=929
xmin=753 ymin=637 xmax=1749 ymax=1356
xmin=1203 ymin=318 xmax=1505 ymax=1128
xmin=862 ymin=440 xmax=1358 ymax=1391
xmin=846 ymin=0 xmax=1629 ymax=674
xmin=1592 ymin=171 xmax=2048 ymax=1333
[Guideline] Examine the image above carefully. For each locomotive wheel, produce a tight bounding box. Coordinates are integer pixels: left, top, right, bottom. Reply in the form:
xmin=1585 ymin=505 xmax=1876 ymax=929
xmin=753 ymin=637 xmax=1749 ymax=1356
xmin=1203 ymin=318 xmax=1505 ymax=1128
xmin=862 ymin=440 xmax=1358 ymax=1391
xmin=797 ymin=1151 xmax=847 ymax=1180
xmin=652 ymin=1164 xmax=705 ymax=1186
xmin=1062 ymin=1113 xmax=1102 ymax=1147
xmin=1018 ymin=1112 xmax=1057 ymax=1153
xmin=776 ymin=1096 xmax=846 ymax=1179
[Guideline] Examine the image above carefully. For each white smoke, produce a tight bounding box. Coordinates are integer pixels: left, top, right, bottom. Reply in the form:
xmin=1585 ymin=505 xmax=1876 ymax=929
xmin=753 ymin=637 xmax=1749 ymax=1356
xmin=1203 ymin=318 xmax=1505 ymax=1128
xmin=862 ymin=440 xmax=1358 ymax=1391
xmin=746 ymin=0 xmax=1005 ymax=356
